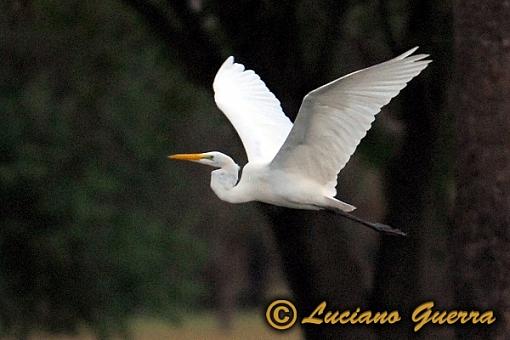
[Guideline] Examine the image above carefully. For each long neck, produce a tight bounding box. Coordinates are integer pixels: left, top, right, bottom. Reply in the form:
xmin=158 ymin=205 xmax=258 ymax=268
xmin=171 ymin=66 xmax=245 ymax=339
xmin=210 ymin=162 xmax=247 ymax=203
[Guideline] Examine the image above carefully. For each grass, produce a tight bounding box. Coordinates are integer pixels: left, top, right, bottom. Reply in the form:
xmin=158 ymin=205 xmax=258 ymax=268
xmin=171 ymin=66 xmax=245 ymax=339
xmin=132 ymin=312 xmax=302 ymax=340
xmin=17 ymin=311 xmax=302 ymax=340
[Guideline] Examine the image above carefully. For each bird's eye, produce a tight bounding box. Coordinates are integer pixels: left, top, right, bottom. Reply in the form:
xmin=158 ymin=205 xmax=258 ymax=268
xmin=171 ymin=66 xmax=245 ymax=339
xmin=207 ymin=155 xmax=214 ymax=160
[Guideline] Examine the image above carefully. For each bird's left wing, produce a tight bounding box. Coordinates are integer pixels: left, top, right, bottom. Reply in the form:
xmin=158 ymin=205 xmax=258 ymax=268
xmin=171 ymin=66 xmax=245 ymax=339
xmin=213 ymin=57 xmax=293 ymax=163
xmin=270 ymin=47 xmax=431 ymax=196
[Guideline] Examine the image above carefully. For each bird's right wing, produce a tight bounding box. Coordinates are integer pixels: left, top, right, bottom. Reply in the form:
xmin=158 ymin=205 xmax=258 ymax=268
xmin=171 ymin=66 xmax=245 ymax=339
xmin=213 ymin=57 xmax=293 ymax=164
xmin=270 ymin=47 xmax=431 ymax=196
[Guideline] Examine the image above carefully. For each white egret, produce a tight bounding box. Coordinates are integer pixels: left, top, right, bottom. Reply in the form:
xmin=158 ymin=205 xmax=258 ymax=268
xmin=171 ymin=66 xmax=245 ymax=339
xmin=170 ymin=47 xmax=431 ymax=236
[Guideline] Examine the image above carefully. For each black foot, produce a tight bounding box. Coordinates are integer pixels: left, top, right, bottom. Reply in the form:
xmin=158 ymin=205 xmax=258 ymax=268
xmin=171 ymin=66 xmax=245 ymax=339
xmin=372 ymin=223 xmax=407 ymax=236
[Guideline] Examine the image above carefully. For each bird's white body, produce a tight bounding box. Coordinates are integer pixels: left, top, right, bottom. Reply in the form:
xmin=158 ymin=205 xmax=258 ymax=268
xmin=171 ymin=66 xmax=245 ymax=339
xmin=170 ymin=48 xmax=430 ymax=234
xmin=225 ymin=162 xmax=326 ymax=210
xmin=196 ymin=153 xmax=357 ymax=212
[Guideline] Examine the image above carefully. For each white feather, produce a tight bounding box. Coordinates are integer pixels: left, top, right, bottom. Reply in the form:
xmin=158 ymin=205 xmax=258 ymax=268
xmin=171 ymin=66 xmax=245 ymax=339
xmin=213 ymin=57 xmax=293 ymax=163
xmin=270 ymin=47 xmax=431 ymax=196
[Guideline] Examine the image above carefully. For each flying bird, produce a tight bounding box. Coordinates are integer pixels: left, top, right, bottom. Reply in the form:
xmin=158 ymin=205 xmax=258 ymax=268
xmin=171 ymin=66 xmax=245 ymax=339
xmin=170 ymin=47 xmax=431 ymax=236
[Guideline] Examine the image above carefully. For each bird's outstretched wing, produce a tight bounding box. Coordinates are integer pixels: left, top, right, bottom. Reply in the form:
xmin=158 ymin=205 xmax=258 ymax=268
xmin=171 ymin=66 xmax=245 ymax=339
xmin=270 ymin=47 xmax=431 ymax=196
xmin=213 ymin=57 xmax=293 ymax=163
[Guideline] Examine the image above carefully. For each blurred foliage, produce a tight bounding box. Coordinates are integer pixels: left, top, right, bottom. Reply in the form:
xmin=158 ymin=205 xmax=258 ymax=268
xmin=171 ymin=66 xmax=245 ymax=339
xmin=0 ymin=0 xmax=208 ymax=336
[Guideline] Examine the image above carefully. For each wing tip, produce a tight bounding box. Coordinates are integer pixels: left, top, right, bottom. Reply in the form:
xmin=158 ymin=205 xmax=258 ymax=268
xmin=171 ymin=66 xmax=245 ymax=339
xmin=394 ymin=46 xmax=433 ymax=67
xmin=220 ymin=56 xmax=235 ymax=69
xmin=216 ymin=55 xmax=248 ymax=76
xmin=401 ymin=46 xmax=419 ymax=58
xmin=395 ymin=46 xmax=429 ymax=60
xmin=213 ymin=56 xmax=237 ymax=90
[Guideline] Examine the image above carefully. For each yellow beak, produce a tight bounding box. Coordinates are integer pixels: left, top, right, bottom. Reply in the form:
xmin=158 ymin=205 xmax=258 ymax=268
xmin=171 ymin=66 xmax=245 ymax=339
xmin=168 ymin=153 xmax=205 ymax=161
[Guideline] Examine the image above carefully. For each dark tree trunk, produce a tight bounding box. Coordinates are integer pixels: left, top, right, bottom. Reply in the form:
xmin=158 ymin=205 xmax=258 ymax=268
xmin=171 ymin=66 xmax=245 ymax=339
xmin=452 ymin=0 xmax=510 ymax=338
xmin=371 ymin=0 xmax=452 ymax=338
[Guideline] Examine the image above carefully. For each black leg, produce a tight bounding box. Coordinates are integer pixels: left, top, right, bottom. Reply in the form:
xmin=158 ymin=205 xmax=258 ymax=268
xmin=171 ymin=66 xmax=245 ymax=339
xmin=333 ymin=210 xmax=407 ymax=236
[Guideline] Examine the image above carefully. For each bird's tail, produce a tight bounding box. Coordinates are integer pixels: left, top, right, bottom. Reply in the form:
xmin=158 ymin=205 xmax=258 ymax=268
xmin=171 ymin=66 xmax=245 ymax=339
xmin=324 ymin=197 xmax=356 ymax=212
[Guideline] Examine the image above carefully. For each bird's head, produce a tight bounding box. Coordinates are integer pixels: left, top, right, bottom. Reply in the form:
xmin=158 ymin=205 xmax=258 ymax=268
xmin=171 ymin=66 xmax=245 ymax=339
xmin=168 ymin=151 xmax=236 ymax=169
